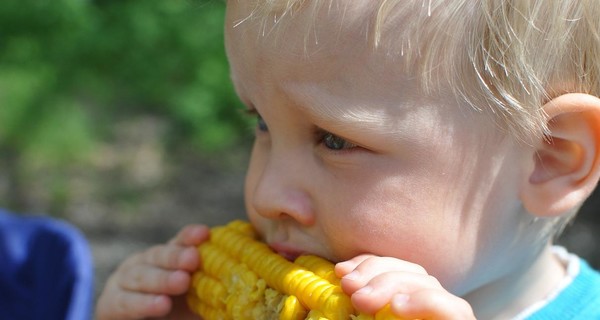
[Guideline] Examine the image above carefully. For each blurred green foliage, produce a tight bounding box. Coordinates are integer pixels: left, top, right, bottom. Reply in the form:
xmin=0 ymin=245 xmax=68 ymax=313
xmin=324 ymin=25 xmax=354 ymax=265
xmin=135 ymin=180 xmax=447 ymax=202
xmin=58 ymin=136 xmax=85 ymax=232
xmin=0 ymin=0 xmax=251 ymax=212
xmin=0 ymin=0 xmax=246 ymax=167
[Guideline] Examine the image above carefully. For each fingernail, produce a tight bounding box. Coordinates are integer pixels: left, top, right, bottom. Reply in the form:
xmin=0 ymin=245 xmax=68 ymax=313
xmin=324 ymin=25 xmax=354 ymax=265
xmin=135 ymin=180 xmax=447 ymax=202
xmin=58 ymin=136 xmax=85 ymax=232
xmin=152 ymin=295 xmax=166 ymax=307
xmin=335 ymin=261 xmax=350 ymax=270
xmin=355 ymin=286 xmax=373 ymax=295
xmin=392 ymin=293 xmax=410 ymax=306
xmin=169 ymin=270 xmax=186 ymax=283
xmin=343 ymin=270 xmax=360 ymax=281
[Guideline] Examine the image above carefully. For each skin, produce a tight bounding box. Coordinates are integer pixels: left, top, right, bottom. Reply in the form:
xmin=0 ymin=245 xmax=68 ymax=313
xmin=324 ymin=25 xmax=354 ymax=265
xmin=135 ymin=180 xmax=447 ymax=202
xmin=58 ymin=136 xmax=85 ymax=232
xmin=96 ymin=1 xmax=600 ymax=319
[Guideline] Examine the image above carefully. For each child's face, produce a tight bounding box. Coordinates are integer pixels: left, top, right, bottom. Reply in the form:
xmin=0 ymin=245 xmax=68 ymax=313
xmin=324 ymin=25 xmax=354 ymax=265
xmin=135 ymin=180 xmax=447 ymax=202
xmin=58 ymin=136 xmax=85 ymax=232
xmin=226 ymin=2 xmax=538 ymax=295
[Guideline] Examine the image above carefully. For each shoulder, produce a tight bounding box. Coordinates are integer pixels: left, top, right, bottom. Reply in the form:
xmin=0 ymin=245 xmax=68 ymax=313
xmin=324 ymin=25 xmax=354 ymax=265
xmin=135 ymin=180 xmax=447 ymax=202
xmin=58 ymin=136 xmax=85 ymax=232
xmin=0 ymin=209 xmax=91 ymax=272
xmin=566 ymin=259 xmax=600 ymax=317
xmin=575 ymin=259 xmax=600 ymax=299
xmin=528 ymin=257 xmax=600 ymax=320
xmin=0 ymin=209 xmax=88 ymax=247
xmin=0 ymin=209 xmax=94 ymax=319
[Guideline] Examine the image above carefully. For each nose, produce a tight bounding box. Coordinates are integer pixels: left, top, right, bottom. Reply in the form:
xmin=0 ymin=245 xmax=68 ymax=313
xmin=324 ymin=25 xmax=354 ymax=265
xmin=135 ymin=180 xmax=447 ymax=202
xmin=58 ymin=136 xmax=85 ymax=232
xmin=247 ymin=150 xmax=315 ymax=226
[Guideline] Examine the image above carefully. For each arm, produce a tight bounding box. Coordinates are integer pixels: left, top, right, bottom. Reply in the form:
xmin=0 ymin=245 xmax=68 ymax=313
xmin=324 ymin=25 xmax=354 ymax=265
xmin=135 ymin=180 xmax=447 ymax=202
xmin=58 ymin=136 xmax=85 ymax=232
xmin=95 ymin=225 xmax=209 ymax=320
xmin=336 ymin=255 xmax=476 ymax=320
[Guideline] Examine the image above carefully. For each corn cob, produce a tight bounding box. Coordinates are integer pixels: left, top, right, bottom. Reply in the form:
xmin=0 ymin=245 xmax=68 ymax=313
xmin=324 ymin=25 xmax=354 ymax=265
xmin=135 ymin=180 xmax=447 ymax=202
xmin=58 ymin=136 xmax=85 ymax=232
xmin=187 ymin=220 xmax=399 ymax=320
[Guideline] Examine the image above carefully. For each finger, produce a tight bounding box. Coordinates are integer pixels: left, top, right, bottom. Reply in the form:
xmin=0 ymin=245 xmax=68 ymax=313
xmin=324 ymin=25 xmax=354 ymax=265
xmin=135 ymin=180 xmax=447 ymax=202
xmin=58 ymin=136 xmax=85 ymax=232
xmin=350 ymin=272 xmax=441 ymax=314
xmin=335 ymin=254 xmax=374 ymax=277
xmin=96 ymin=290 xmax=172 ymax=320
xmin=338 ymin=256 xmax=428 ymax=294
xmin=390 ymin=289 xmax=475 ymax=320
xmin=118 ymin=264 xmax=192 ymax=295
xmin=336 ymin=255 xmax=427 ymax=278
xmin=126 ymin=244 xmax=199 ymax=271
xmin=169 ymin=224 xmax=210 ymax=246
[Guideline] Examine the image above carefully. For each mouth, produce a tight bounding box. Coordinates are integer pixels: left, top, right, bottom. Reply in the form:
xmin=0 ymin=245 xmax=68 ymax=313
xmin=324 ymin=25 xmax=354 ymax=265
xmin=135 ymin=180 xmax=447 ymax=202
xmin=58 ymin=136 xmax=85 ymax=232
xmin=268 ymin=242 xmax=307 ymax=261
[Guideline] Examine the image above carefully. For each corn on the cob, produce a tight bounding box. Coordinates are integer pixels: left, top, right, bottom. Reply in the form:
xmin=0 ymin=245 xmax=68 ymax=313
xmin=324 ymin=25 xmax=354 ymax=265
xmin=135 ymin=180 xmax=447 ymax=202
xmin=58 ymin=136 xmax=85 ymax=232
xmin=187 ymin=220 xmax=399 ymax=320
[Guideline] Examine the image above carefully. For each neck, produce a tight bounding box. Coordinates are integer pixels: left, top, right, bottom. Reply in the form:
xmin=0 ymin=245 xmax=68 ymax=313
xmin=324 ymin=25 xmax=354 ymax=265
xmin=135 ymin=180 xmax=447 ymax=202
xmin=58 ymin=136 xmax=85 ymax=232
xmin=465 ymin=244 xmax=567 ymax=319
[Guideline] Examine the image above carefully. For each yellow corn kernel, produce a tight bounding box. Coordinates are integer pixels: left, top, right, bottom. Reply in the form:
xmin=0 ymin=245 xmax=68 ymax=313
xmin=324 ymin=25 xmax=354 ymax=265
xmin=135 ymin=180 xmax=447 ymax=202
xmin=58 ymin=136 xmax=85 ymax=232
xmin=306 ymin=310 xmax=329 ymax=320
xmin=187 ymin=220 xmax=402 ymax=320
xmin=294 ymin=255 xmax=340 ymax=286
xmin=191 ymin=272 xmax=226 ymax=309
xmin=354 ymin=305 xmax=397 ymax=320
xmin=279 ymin=295 xmax=307 ymax=320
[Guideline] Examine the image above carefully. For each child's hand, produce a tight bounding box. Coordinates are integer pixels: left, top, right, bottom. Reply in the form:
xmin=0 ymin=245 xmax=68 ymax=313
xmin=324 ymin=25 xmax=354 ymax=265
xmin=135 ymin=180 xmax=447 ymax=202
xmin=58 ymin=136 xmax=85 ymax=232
xmin=95 ymin=224 xmax=209 ymax=320
xmin=336 ymin=254 xmax=476 ymax=320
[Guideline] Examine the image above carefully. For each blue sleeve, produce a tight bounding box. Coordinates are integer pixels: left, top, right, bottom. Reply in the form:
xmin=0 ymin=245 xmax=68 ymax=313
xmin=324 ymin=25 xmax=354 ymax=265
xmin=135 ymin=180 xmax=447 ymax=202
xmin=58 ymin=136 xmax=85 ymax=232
xmin=0 ymin=210 xmax=94 ymax=320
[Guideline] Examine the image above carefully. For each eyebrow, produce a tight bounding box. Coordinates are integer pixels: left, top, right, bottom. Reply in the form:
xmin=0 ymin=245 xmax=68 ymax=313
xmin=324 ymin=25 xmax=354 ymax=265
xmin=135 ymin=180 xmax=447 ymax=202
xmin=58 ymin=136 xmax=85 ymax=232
xmin=280 ymin=81 xmax=407 ymax=134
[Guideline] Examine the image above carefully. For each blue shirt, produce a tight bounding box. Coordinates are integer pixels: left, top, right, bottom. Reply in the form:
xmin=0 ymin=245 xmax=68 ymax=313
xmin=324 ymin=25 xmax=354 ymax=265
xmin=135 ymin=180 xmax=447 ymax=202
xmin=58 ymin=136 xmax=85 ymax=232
xmin=0 ymin=210 xmax=94 ymax=320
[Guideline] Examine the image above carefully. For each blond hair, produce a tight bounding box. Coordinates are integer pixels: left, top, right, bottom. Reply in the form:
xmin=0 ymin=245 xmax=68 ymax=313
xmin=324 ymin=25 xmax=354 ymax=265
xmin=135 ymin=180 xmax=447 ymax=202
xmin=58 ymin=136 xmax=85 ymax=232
xmin=236 ymin=0 xmax=600 ymax=143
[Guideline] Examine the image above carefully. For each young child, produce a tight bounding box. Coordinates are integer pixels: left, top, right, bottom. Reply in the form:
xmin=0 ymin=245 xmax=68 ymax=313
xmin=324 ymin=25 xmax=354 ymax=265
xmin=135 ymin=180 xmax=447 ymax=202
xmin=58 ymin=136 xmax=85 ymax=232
xmin=95 ymin=1 xmax=600 ymax=319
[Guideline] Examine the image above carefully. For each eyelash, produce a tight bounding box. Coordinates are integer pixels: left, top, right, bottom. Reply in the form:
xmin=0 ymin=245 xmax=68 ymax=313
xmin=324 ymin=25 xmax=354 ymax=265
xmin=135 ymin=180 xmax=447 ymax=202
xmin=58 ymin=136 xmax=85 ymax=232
xmin=316 ymin=130 xmax=358 ymax=151
xmin=245 ymin=108 xmax=358 ymax=151
xmin=245 ymin=109 xmax=268 ymax=132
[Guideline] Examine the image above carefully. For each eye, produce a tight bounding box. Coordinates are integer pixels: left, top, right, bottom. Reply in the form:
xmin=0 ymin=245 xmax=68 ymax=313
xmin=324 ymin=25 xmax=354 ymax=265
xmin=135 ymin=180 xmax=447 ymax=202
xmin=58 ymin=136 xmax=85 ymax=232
xmin=256 ymin=114 xmax=268 ymax=132
xmin=245 ymin=109 xmax=268 ymax=132
xmin=321 ymin=132 xmax=357 ymax=150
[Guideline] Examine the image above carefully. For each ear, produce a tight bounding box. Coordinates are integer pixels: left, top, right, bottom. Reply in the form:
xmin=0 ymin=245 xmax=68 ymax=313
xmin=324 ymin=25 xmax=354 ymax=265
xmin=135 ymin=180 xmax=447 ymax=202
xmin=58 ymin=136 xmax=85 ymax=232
xmin=521 ymin=93 xmax=600 ymax=217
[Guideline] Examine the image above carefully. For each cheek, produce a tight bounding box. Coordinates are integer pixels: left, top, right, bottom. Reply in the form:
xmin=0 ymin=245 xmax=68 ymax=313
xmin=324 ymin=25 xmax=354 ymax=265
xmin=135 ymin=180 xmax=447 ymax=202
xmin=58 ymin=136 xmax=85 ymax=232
xmin=318 ymin=174 xmax=446 ymax=261
xmin=321 ymin=191 xmax=475 ymax=292
xmin=314 ymin=158 xmax=490 ymax=286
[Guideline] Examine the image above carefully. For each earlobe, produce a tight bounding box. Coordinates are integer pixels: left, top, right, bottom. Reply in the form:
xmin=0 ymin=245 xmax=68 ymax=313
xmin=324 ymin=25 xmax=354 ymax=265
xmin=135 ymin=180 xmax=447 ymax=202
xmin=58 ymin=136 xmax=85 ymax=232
xmin=521 ymin=93 xmax=600 ymax=217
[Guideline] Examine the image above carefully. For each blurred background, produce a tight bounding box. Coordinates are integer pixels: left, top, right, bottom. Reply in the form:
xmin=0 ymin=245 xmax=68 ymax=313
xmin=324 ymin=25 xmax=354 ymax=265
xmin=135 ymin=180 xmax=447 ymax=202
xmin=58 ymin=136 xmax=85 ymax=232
xmin=0 ymin=0 xmax=598 ymax=310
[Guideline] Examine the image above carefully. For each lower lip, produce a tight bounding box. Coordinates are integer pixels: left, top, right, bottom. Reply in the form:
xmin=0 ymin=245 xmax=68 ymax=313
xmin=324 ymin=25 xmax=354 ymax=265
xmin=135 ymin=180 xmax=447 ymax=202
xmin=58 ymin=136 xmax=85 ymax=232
xmin=269 ymin=243 xmax=305 ymax=261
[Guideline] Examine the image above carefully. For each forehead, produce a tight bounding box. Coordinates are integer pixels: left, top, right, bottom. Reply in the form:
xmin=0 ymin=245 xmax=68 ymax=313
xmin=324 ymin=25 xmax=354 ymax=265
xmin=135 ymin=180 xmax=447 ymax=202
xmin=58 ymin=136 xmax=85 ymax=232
xmin=226 ymin=1 xmax=419 ymax=54
xmin=225 ymin=1 xmax=434 ymax=96
xmin=225 ymin=1 xmax=372 ymax=67
xmin=223 ymin=0 xmax=474 ymax=97
xmin=224 ymin=0 xmax=470 ymax=54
